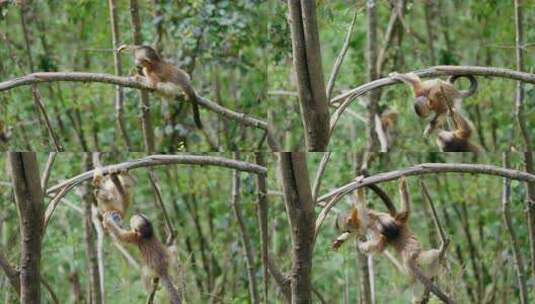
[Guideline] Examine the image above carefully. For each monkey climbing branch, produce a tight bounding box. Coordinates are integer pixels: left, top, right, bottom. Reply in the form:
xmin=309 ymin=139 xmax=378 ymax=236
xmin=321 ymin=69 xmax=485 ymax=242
xmin=0 ymin=72 xmax=268 ymax=131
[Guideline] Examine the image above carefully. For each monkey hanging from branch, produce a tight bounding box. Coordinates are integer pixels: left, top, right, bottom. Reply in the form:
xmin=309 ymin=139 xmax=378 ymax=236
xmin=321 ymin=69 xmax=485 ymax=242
xmin=92 ymin=166 xmax=136 ymax=223
xmin=389 ymin=72 xmax=477 ymax=138
xmin=118 ymin=44 xmax=203 ymax=130
xmin=104 ymin=213 xmax=181 ymax=304
xmin=333 ymin=176 xmax=454 ymax=304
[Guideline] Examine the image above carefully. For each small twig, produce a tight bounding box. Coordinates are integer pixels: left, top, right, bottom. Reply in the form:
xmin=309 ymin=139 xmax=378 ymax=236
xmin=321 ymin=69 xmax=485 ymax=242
xmin=91 ymin=205 xmax=106 ymax=304
xmin=40 ymin=152 xmax=57 ymax=189
xmin=40 ymin=275 xmax=60 ymax=304
xmin=314 ymin=193 xmax=342 ymax=242
xmin=148 ymin=170 xmax=175 ymax=245
xmin=145 ymin=278 xmax=159 ymax=304
xmin=31 ymin=87 xmax=64 ymax=151
xmin=326 ymin=8 xmax=358 ymax=101
xmin=312 ymin=152 xmax=332 ymax=203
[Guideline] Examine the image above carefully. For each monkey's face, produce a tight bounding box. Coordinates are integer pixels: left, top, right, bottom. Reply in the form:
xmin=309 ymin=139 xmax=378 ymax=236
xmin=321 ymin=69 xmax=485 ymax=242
xmin=414 ymin=96 xmax=431 ymax=117
xmin=130 ymin=214 xmax=153 ymax=238
xmin=133 ymin=46 xmax=161 ymax=68
xmin=337 ymin=209 xmax=361 ymax=233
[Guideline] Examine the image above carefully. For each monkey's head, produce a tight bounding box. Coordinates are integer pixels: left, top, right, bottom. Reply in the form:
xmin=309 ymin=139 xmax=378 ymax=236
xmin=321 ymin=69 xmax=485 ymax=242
xmin=130 ymin=214 xmax=154 ymax=239
xmin=413 ymin=95 xmax=431 ymax=118
xmin=132 ymin=46 xmax=161 ymax=68
xmin=336 ymin=209 xmax=362 ymax=233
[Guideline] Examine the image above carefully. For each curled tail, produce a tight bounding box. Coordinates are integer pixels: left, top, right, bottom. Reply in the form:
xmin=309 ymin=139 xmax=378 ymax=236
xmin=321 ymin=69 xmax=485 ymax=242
xmin=160 ymin=276 xmax=181 ymax=304
xmin=447 ymin=75 xmax=478 ymax=98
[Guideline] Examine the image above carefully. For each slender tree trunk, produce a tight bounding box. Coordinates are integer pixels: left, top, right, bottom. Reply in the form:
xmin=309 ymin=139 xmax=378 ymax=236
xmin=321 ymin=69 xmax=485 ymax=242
xmin=364 ymin=0 xmax=380 ymax=156
xmin=255 ymin=153 xmax=270 ymax=303
xmin=501 ymin=153 xmax=528 ymax=304
xmin=287 ymin=0 xmax=330 ymax=151
xmin=231 ymin=153 xmax=259 ymax=303
xmin=279 ymin=153 xmax=315 ymax=303
xmin=352 ymin=152 xmax=372 ymax=304
xmin=82 ymin=154 xmax=102 ymax=304
xmin=108 ymin=0 xmax=131 ymax=150
xmin=129 ymin=0 xmax=155 ymax=153
xmin=9 ymin=153 xmax=44 ymax=304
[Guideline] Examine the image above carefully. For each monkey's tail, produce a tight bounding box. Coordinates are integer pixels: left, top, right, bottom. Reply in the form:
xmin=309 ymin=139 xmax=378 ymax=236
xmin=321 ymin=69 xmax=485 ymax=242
xmin=191 ymin=94 xmax=203 ymax=129
xmin=447 ymin=75 xmax=478 ymax=98
xmin=160 ymin=276 xmax=181 ymax=304
xmin=180 ymin=84 xmax=203 ymax=129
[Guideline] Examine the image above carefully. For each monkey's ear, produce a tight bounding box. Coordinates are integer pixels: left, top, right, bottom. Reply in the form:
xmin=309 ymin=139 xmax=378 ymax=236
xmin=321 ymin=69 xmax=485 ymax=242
xmin=395 ymin=211 xmax=409 ymax=223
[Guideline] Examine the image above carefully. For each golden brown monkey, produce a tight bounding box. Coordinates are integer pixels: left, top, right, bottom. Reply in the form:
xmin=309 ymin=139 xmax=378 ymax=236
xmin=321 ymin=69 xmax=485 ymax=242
xmin=380 ymin=109 xmax=399 ymax=148
xmin=389 ymin=72 xmax=477 ymax=137
xmin=333 ymin=177 xmax=452 ymax=304
xmin=103 ymin=213 xmax=181 ymax=304
xmin=436 ymin=109 xmax=480 ymax=153
xmin=92 ymin=167 xmax=135 ymax=221
xmin=118 ymin=44 xmax=203 ymax=129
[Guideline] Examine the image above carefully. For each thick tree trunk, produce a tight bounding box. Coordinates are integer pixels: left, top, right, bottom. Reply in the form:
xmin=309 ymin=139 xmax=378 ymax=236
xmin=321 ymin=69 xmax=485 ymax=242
xmin=279 ymin=153 xmax=316 ymax=303
xmin=9 ymin=152 xmax=44 ymax=304
xmin=287 ymin=0 xmax=330 ymax=151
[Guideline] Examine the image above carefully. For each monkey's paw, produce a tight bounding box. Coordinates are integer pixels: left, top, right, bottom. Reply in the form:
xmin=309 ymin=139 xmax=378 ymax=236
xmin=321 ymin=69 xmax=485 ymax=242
xmin=332 ymin=239 xmax=345 ymax=250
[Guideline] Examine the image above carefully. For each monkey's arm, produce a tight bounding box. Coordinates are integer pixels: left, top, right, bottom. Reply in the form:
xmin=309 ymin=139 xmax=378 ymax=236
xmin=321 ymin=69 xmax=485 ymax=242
xmin=397 ymin=176 xmax=411 ymax=223
xmin=389 ymin=72 xmax=422 ymax=91
xmin=451 ymin=110 xmax=472 ymax=139
xmin=103 ymin=214 xmax=138 ymax=243
xmin=357 ymin=235 xmax=386 ymax=255
xmin=332 ymin=232 xmax=352 ymax=250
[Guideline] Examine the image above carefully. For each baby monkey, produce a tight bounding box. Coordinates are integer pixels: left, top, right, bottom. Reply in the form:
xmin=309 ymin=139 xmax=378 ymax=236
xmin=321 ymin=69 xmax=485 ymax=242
xmin=92 ymin=167 xmax=135 ymax=222
xmin=333 ymin=177 xmax=453 ymax=304
xmin=389 ymin=72 xmax=477 ymax=138
xmin=118 ymin=44 xmax=203 ymax=129
xmin=104 ymin=213 xmax=181 ymax=304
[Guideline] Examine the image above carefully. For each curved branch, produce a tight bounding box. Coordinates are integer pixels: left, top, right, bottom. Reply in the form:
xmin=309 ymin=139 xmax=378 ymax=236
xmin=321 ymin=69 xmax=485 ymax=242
xmin=329 ymin=65 xmax=535 ymax=136
xmin=317 ymin=163 xmax=535 ymax=206
xmin=47 ymin=154 xmax=266 ymax=195
xmin=0 ymin=72 xmax=268 ymax=131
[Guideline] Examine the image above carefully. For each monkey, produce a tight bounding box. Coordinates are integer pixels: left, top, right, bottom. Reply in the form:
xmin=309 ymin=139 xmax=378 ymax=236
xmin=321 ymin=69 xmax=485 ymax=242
xmin=92 ymin=166 xmax=135 ymax=222
xmin=103 ymin=213 xmax=181 ymax=304
xmin=332 ymin=177 xmax=452 ymax=304
xmin=117 ymin=44 xmax=203 ymax=129
xmin=377 ymin=108 xmax=399 ymax=149
xmin=389 ymin=72 xmax=477 ymax=138
xmin=436 ymin=109 xmax=480 ymax=153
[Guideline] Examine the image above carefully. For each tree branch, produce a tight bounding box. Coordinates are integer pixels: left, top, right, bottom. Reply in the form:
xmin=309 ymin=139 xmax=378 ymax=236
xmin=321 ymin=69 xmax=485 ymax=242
xmin=47 ymin=155 xmax=266 ymax=194
xmin=0 ymin=72 xmax=268 ymax=131
xmin=317 ymin=163 xmax=535 ymax=217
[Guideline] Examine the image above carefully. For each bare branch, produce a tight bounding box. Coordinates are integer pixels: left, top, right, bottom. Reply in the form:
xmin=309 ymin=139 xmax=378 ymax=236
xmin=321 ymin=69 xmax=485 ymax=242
xmin=317 ymin=163 xmax=535 ymax=216
xmin=40 ymin=152 xmax=57 ymax=189
xmin=326 ymin=9 xmax=358 ymax=101
xmin=312 ymin=152 xmax=331 ymax=203
xmin=47 ymin=155 xmax=266 ymax=194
